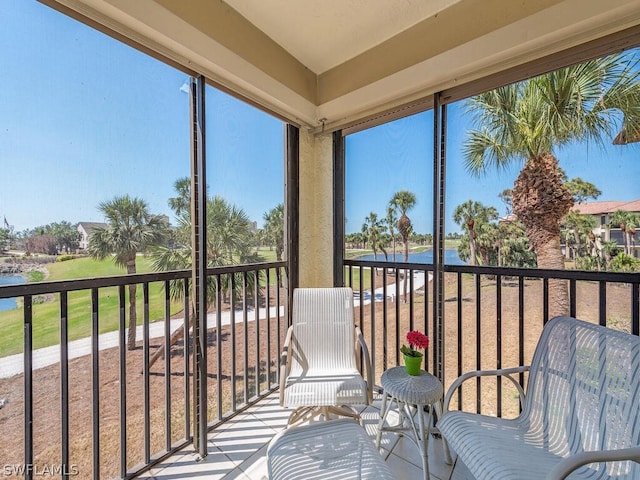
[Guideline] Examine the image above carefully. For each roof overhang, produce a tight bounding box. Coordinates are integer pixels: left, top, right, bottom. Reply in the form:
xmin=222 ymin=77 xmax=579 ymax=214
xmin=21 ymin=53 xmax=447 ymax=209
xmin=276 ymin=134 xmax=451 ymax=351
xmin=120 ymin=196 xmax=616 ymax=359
xmin=43 ymin=0 xmax=640 ymax=131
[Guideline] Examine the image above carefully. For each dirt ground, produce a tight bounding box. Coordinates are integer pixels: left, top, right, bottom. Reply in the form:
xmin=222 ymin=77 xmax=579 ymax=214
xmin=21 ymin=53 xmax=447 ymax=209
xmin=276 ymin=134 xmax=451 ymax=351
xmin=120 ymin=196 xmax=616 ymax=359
xmin=0 ymin=276 xmax=634 ymax=479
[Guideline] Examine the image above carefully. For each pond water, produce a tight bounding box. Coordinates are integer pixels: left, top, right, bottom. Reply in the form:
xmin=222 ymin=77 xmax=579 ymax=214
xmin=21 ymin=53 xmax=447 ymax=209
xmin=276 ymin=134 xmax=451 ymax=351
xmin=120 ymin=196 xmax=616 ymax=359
xmin=356 ymin=248 xmax=466 ymax=265
xmin=0 ymin=275 xmax=25 ymax=312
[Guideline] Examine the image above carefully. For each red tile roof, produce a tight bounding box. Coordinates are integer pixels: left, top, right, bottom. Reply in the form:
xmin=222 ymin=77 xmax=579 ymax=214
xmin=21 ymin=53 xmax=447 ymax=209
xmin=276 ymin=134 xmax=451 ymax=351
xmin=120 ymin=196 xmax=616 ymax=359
xmin=571 ymin=200 xmax=640 ymax=215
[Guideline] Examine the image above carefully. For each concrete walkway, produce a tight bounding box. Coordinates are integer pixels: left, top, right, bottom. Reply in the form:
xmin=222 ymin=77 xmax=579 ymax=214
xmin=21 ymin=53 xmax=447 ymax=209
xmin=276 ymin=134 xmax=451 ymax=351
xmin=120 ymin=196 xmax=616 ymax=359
xmin=0 ymin=272 xmax=431 ymax=379
xmin=0 ymin=306 xmax=284 ymax=379
xmin=354 ymin=270 xmax=429 ymax=306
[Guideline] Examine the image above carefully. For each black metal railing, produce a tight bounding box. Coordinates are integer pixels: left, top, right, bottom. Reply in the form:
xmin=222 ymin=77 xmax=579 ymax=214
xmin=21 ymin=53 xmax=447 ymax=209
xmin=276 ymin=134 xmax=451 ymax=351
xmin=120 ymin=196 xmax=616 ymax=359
xmin=0 ymin=261 xmax=287 ymax=480
xmin=2 ymin=255 xmax=637 ymax=478
xmin=344 ymin=259 xmax=640 ymax=418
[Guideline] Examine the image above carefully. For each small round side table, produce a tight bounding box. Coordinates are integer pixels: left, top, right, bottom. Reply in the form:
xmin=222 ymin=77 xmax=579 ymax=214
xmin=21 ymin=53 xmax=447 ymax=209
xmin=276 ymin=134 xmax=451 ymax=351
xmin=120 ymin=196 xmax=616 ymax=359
xmin=375 ymin=366 xmax=443 ymax=480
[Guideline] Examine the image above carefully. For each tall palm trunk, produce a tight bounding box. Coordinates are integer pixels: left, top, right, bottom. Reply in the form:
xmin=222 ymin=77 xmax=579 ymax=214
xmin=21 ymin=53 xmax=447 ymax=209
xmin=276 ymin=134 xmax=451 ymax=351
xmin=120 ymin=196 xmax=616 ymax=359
xmin=398 ymin=214 xmax=411 ymax=302
xmin=512 ymin=153 xmax=574 ymax=317
xmin=127 ymin=257 xmax=138 ymax=350
xmin=535 ymin=236 xmax=569 ymax=315
xmin=468 ymin=219 xmax=478 ymax=266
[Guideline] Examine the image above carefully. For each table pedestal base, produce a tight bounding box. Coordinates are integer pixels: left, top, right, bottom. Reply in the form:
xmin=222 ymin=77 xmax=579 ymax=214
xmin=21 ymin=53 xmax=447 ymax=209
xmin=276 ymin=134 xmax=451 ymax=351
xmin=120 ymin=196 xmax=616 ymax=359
xmin=375 ymin=367 xmax=444 ymax=480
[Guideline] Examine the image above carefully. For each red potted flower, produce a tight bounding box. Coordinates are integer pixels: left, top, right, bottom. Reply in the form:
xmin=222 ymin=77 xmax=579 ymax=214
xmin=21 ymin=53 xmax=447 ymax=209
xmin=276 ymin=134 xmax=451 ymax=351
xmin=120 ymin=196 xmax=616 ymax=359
xmin=400 ymin=330 xmax=429 ymax=375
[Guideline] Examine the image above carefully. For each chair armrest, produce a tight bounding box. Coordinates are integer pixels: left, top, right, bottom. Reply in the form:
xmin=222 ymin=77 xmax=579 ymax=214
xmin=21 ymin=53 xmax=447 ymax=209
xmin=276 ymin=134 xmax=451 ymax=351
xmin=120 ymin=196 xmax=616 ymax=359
xmin=355 ymin=326 xmax=373 ymax=404
xmin=545 ymin=447 xmax=640 ymax=479
xmin=279 ymin=326 xmax=294 ymax=406
xmin=443 ymin=366 xmax=530 ymax=413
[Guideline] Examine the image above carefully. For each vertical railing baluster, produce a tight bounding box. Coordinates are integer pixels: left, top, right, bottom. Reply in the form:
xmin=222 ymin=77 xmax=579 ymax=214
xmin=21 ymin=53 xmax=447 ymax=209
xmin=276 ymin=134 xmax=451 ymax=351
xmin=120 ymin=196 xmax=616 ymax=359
xmin=408 ymin=269 xmax=414 ymax=332
xmin=358 ymin=266 xmax=364 ymax=334
xmin=632 ymin=282 xmax=639 ymax=336
xmin=243 ymin=271 xmax=249 ymax=404
xmin=356 ymin=265 xmax=365 ymax=377
xmin=518 ymin=276 xmax=525 ymax=402
xmin=475 ymin=275 xmax=481 ymax=414
xmin=393 ymin=269 xmax=400 ymax=366
xmin=91 ymin=288 xmax=100 ymax=479
xmin=543 ymin=278 xmax=549 ymax=324
xmin=569 ymin=278 xmax=577 ymax=318
xmin=440 ymin=269 xmax=446 ymax=385
xmin=599 ymin=281 xmax=607 ymax=326
xmin=24 ymin=294 xmax=33 ymax=480
xmin=266 ymin=268 xmax=272 ymax=388
xmin=382 ymin=270 xmax=388 ymax=370
xmin=183 ymin=280 xmax=191 ymax=441
xmin=276 ymin=267 xmax=282 ymax=386
xmin=424 ymin=269 xmax=429 ymax=372
xmin=118 ymin=285 xmax=127 ymax=478
xmin=456 ymin=272 xmax=462 ymax=410
xmin=216 ymin=274 xmax=223 ymax=420
xmin=496 ymin=274 xmax=502 ymax=418
xmin=230 ymin=274 xmax=237 ymax=409
xmin=164 ymin=281 xmax=172 ymax=451
xmin=369 ymin=267 xmax=377 ymax=380
xmin=254 ymin=269 xmax=260 ymax=397
xmin=60 ymin=291 xmax=69 ymax=478
xmin=143 ymin=282 xmax=150 ymax=464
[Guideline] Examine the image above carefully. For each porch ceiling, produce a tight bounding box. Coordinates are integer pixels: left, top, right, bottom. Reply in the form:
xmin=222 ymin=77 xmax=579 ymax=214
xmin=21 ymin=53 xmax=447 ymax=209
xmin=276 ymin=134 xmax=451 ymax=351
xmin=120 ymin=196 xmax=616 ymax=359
xmin=51 ymin=0 xmax=640 ymax=130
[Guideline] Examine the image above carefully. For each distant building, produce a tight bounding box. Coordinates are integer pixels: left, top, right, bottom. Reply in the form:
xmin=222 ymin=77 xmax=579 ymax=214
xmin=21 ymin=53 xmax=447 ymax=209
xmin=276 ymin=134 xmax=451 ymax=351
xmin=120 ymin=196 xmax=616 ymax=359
xmin=571 ymin=200 xmax=640 ymax=256
xmin=77 ymin=222 xmax=108 ymax=251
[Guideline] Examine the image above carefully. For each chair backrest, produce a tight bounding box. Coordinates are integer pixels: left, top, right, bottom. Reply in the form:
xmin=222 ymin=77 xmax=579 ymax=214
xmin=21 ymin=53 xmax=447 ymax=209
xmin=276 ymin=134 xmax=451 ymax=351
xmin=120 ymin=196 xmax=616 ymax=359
xmin=523 ymin=316 xmax=640 ymax=477
xmin=290 ymin=287 xmax=356 ymax=372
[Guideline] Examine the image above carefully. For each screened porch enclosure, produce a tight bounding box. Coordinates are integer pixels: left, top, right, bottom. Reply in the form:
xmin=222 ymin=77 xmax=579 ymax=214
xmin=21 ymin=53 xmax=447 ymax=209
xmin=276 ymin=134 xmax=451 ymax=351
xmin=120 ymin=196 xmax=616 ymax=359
xmin=1 ymin=1 xmax=640 ymax=479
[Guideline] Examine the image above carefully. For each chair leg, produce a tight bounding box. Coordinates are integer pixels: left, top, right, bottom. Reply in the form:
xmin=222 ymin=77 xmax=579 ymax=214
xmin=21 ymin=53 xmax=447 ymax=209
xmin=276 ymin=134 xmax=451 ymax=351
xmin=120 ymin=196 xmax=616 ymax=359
xmin=287 ymin=405 xmax=362 ymax=427
xmin=326 ymin=405 xmax=361 ymax=425
xmin=443 ymin=438 xmax=454 ymax=465
xmin=287 ymin=407 xmax=321 ymax=427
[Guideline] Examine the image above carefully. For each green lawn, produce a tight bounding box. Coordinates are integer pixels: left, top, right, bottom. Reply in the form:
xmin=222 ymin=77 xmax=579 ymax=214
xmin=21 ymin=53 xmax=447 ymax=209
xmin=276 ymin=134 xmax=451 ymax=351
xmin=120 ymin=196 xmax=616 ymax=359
xmin=0 ymin=252 xmax=284 ymax=358
xmin=0 ymin=256 xmax=184 ymax=358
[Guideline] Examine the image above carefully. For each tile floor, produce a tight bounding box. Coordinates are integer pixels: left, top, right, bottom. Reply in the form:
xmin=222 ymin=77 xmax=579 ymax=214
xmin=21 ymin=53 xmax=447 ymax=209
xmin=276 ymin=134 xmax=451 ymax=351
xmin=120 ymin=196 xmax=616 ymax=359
xmin=138 ymin=393 xmax=474 ymax=479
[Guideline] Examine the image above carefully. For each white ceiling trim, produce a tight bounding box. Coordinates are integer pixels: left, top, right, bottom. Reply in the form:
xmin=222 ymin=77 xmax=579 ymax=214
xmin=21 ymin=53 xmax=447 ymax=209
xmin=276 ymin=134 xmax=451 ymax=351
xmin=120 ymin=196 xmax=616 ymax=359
xmin=315 ymin=0 xmax=640 ymax=131
xmin=52 ymin=0 xmax=640 ymax=132
xmin=224 ymin=0 xmax=462 ymax=74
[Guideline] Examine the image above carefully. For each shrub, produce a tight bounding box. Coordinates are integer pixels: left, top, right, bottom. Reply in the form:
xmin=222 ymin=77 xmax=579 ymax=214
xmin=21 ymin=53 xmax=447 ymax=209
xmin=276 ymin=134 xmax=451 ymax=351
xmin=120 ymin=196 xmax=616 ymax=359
xmin=56 ymin=254 xmax=75 ymax=262
xmin=27 ymin=270 xmax=45 ymax=282
xmin=610 ymin=253 xmax=640 ymax=272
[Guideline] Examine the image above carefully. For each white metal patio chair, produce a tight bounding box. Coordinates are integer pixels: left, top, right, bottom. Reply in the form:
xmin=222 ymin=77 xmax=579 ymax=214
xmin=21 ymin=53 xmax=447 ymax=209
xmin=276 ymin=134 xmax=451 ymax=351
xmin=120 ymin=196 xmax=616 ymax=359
xmin=267 ymin=419 xmax=395 ymax=480
xmin=279 ymin=287 xmax=373 ymax=426
xmin=438 ymin=316 xmax=640 ymax=479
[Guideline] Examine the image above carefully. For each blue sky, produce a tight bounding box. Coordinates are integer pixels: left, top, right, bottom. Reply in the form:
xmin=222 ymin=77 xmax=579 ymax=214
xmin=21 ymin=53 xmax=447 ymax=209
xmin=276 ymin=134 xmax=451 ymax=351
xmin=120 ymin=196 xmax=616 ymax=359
xmin=0 ymin=0 xmax=283 ymax=233
xmin=347 ymin=98 xmax=640 ymax=235
xmin=1 ymin=0 xmax=639 ymax=236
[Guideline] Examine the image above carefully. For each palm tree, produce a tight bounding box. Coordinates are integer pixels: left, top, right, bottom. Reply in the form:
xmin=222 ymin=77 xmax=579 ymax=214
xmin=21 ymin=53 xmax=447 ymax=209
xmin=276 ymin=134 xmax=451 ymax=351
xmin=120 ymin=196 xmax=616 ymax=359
xmin=88 ymin=195 xmax=169 ymax=349
xmin=389 ymin=190 xmax=416 ymax=263
xmin=362 ymin=212 xmax=384 ymax=262
xmin=452 ymin=200 xmax=498 ymax=266
xmin=385 ymin=206 xmax=398 ymax=261
xmin=497 ymin=219 xmax=537 ymax=268
xmin=153 ymin=182 xmax=261 ymax=300
xmin=602 ymin=240 xmax=622 ymax=271
xmin=562 ymin=211 xmax=596 ymax=260
xmin=168 ymin=177 xmax=191 ymax=217
xmin=263 ymin=204 xmax=284 ymax=261
xmin=390 ymin=190 xmax=416 ymax=301
xmin=464 ymin=53 xmax=640 ymax=317
xmin=610 ymin=210 xmax=640 ymax=256
xmin=149 ymin=191 xmax=261 ymax=367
